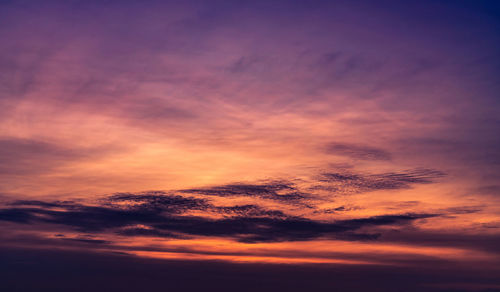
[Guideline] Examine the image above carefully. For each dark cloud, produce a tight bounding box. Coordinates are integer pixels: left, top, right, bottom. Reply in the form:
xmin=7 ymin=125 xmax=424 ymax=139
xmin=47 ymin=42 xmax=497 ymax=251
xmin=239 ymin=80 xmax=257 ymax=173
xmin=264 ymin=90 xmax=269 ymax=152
xmin=215 ymin=205 xmax=288 ymax=218
xmin=180 ymin=181 xmax=309 ymax=203
xmin=0 ymin=208 xmax=35 ymax=223
xmin=0 ymin=193 xmax=436 ymax=243
xmin=106 ymin=192 xmax=211 ymax=214
xmin=319 ymin=168 xmax=445 ymax=193
xmin=62 ymin=238 xmax=111 ymax=245
xmin=0 ymin=167 xmax=448 ymax=243
xmin=105 ymin=192 xmax=293 ymax=219
xmin=118 ymin=227 xmax=182 ymax=238
xmin=9 ymin=200 xmax=76 ymax=208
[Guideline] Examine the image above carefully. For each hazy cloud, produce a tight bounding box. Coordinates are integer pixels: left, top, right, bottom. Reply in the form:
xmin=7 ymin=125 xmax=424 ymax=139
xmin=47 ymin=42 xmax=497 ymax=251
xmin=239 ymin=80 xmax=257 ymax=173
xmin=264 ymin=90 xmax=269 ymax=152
xmin=325 ymin=143 xmax=392 ymax=161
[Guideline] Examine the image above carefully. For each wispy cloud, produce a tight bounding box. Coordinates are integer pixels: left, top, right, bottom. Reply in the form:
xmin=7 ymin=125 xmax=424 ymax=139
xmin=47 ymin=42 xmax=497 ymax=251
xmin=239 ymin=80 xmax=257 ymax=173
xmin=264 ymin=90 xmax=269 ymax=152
xmin=325 ymin=143 xmax=392 ymax=161
xmin=317 ymin=168 xmax=445 ymax=193
xmin=180 ymin=181 xmax=308 ymax=204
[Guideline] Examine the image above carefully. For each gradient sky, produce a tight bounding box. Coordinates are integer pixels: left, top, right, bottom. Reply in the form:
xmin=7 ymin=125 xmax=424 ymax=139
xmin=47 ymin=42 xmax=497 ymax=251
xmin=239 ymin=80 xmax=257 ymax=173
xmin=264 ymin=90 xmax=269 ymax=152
xmin=1 ymin=1 xmax=500 ymax=291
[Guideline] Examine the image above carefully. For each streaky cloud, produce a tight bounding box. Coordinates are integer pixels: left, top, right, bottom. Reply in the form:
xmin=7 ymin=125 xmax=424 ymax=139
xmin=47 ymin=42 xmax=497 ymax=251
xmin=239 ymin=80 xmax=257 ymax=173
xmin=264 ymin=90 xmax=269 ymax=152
xmin=180 ymin=181 xmax=309 ymax=203
xmin=318 ymin=168 xmax=445 ymax=193
xmin=0 ymin=193 xmax=438 ymax=243
xmin=325 ymin=142 xmax=392 ymax=161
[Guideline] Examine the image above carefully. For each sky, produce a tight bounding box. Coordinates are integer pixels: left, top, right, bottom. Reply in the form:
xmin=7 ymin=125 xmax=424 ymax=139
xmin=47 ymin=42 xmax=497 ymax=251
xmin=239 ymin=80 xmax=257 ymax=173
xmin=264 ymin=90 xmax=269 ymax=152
xmin=1 ymin=0 xmax=500 ymax=291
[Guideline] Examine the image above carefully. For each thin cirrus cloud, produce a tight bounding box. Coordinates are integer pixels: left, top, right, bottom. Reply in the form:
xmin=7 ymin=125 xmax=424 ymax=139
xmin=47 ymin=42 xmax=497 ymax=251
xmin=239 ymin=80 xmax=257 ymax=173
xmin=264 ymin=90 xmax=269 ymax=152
xmin=325 ymin=143 xmax=392 ymax=161
xmin=0 ymin=137 xmax=120 ymax=175
xmin=318 ymin=168 xmax=446 ymax=192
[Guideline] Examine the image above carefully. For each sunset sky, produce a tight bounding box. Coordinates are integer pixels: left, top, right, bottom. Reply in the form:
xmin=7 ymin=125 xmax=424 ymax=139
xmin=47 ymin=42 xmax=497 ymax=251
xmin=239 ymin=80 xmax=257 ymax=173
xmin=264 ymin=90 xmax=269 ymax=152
xmin=1 ymin=1 xmax=500 ymax=291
